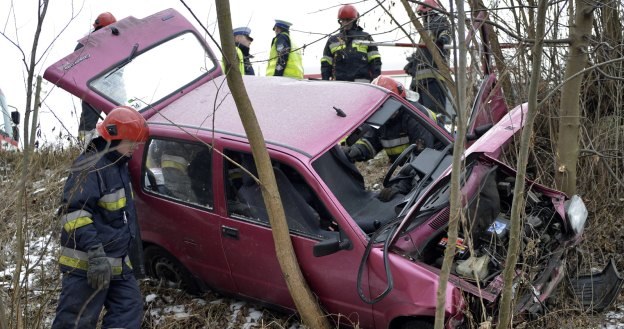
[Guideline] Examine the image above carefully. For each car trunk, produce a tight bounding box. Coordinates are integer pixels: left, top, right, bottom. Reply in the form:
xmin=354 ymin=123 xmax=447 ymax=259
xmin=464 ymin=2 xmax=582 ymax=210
xmin=43 ymin=8 xmax=222 ymax=119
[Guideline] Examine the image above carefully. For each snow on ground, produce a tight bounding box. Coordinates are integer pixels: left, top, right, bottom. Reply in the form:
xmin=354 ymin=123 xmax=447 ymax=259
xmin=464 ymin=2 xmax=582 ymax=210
xmin=603 ymin=305 xmax=624 ymax=329
xmin=0 ymin=229 xmax=304 ymax=328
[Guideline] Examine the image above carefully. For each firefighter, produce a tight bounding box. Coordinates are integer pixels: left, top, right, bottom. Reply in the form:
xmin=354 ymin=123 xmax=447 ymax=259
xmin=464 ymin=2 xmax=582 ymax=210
xmin=52 ymin=106 xmax=147 ymax=329
xmin=321 ymin=4 xmax=382 ymax=82
xmin=403 ymin=0 xmax=451 ymax=115
xmin=342 ymin=75 xmax=434 ymax=166
xmin=76 ymin=12 xmax=118 ymax=145
xmin=266 ymin=20 xmax=304 ymax=79
xmin=223 ymin=26 xmax=255 ymax=75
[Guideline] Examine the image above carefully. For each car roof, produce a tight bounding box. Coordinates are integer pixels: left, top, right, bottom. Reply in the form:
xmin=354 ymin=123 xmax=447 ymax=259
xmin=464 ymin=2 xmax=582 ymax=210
xmin=147 ymin=75 xmax=388 ymax=158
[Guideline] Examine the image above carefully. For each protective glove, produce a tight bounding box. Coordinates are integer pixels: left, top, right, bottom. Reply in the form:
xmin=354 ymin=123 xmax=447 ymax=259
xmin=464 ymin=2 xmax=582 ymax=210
xmin=378 ymin=186 xmax=401 ymax=202
xmin=342 ymin=145 xmax=366 ymax=162
xmin=87 ymin=244 xmax=112 ymax=290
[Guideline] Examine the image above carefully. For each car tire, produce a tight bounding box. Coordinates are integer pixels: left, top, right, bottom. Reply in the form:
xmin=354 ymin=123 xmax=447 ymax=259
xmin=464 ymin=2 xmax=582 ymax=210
xmin=399 ymin=319 xmax=434 ymax=329
xmin=143 ymin=245 xmax=201 ymax=295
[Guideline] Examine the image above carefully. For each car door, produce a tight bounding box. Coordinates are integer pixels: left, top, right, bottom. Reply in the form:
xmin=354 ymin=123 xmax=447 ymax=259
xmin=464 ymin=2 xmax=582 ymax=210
xmin=216 ymin=145 xmax=375 ymax=327
xmin=43 ymin=8 xmax=221 ymax=119
xmin=135 ymin=136 xmax=234 ymax=292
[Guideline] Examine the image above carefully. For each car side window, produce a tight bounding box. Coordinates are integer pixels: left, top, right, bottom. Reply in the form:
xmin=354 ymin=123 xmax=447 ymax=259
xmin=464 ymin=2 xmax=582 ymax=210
xmin=223 ymin=150 xmax=337 ymax=238
xmin=144 ymin=138 xmax=213 ymax=209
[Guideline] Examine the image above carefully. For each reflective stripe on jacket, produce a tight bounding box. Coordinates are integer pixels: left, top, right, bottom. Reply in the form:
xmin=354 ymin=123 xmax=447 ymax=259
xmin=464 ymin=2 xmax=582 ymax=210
xmin=58 ymin=247 xmax=133 ymax=276
xmin=320 ymin=25 xmax=382 ymax=81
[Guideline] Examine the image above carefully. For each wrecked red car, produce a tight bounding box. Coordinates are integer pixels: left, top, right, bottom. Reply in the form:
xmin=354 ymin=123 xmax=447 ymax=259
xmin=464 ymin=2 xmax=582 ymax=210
xmin=44 ymin=8 xmax=620 ymax=329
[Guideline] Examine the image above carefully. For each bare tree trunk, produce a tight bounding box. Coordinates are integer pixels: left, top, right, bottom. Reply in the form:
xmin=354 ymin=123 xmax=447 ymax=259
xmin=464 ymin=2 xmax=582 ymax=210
xmin=0 ymin=290 xmax=7 ymax=329
xmin=11 ymin=0 xmax=48 ymax=324
xmin=497 ymin=1 xmax=547 ymax=327
xmin=554 ymin=0 xmax=595 ymax=195
xmin=213 ymin=1 xmax=331 ymax=328
xmin=433 ymin=1 xmax=467 ymax=328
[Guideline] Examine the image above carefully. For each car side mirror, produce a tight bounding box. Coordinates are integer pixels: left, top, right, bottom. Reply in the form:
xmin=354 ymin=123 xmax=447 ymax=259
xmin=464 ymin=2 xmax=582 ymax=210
xmin=313 ymin=232 xmax=352 ymax=257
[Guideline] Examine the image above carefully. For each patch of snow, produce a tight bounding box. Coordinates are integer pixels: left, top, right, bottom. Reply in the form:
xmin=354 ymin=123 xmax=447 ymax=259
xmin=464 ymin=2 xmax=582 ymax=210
xmin=145 ymin=293 xmax=158 ymax=303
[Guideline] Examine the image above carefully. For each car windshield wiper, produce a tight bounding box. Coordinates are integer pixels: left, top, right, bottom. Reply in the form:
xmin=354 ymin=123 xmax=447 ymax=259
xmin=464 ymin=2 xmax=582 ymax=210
xmin=398 ymin=143 xmax=454 ymax=218
xmin=105 ymin=43 xmax=139 ymax=79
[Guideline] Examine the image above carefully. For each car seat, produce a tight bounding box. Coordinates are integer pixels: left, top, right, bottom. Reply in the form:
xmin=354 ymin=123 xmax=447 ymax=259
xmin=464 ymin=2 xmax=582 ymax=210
xmin=187 ymin=149 xmax=213 ymax=206
xmin=235 ymin=156 xmax=327 ymax=238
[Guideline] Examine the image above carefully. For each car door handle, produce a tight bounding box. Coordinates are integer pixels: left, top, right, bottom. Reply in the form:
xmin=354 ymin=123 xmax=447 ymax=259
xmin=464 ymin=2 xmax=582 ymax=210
xmin=183 ymin=238 xmax=198 ymax=246
xmin=221 ymin=226 xmax=239 ymax=240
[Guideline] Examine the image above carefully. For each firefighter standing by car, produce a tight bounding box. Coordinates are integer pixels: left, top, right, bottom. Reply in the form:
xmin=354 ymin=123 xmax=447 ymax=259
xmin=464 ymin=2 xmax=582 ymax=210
xmin=76 ymin=12 xmax=117 ymax=145
xmin=342 ymin=75 xmax=434 ymax=174
xmin=52 ymin=106 xmax=147 ymax=329
xmin=403 ymin=0 xmax=451 ymax=115
xmin=321 ymin=4 xmax=382 ymax=82
xmin=266 ymin=19 xmax=304 ymax=79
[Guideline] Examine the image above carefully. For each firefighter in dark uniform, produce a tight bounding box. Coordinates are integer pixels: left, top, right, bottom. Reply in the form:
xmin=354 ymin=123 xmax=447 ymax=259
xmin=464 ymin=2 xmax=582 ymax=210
xmin=404 ymin=0 xmax=451 ymax=115
xmin=52 ymin=106 xmax=148 ymax=329
xmin=75 ymin=12 xmax=117 ymax=144
xmin=321 ymin=4 xmax=382 ymax=82
xmin=266 ymin=19 xmax=304 ymax=79
xmin=342 ymin=75 xmax=434 ymax=165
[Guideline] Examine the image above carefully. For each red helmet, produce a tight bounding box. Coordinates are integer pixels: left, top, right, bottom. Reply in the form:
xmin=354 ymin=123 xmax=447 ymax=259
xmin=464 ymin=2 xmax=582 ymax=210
xmin=417 ymin=0 xmax=441 ymax=15
xmin=93 ymin=12 xmax=116 ymax=30
xmin=372 ymin=75 xmax=406 ymax=98
xmin=338 ymin=5 xmax=359 ymax=20
xmin=97 ymin=106 xmax=149 ymax=142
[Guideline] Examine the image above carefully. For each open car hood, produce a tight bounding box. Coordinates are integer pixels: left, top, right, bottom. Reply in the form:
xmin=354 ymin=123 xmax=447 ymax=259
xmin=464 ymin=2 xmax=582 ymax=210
xmin=43 ymin=8 xmax=221 ymax=119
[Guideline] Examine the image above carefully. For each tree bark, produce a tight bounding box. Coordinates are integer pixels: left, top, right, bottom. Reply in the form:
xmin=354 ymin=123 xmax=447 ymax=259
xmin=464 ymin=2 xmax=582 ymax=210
xmin=554 ymin=0 xmax=595 ymax=195
xmin=497 ymin=0 xmax=547 ymax=327
xmin=12 ymin=0 xmax=49 ymax=324
xmin=214 ymin=1 xmax=331 ymax=328
xmin=433 ymin=1 xmax=467 ymax=328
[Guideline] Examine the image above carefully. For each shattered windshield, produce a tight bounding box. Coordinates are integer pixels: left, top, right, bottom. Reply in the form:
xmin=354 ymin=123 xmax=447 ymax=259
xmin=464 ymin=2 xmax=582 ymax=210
xmin=90 ymin=32 xmax=214 ymax=111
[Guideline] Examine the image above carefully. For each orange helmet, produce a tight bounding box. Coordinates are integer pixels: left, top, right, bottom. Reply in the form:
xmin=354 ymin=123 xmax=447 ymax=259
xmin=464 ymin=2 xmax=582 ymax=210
xmin=372 ymin=75 xmax=406 ymax=98
xmin=338 ymin=5 xmax=359 ymax=20
xmin=93 ymin=12 xmax=116 ymax=30
xmin=417 ymin=0 xmax=441 ymax=15
xmin=97 ymin=106 xmax=148 ymax=142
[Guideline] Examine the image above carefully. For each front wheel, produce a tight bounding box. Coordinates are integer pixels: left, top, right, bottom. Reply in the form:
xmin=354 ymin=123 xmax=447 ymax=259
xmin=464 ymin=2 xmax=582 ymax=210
xmin=143 ymin=245 xmax=201 ymax=295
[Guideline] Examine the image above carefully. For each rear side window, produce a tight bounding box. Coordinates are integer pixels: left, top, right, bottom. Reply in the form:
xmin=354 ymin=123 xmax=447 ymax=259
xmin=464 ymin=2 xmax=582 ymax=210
xmin=143 ymin=138 xmax=213 ymax=209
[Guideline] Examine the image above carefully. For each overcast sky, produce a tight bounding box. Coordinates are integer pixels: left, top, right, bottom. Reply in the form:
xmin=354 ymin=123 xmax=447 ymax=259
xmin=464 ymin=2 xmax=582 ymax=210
xmin=0 ymin=0 xmax=441 ymax=146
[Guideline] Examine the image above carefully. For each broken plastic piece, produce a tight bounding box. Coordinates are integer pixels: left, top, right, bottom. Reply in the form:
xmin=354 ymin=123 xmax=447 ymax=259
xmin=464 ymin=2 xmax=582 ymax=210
xmin=568 ymin=258 xmax=623 ymax=312
xmin=456 ymin=254 xmax=490 ymax=281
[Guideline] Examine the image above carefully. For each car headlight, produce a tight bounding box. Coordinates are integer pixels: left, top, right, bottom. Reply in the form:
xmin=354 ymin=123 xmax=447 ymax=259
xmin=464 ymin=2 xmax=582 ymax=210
xmin=565 ymin=195 xmax=587 ymax=236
